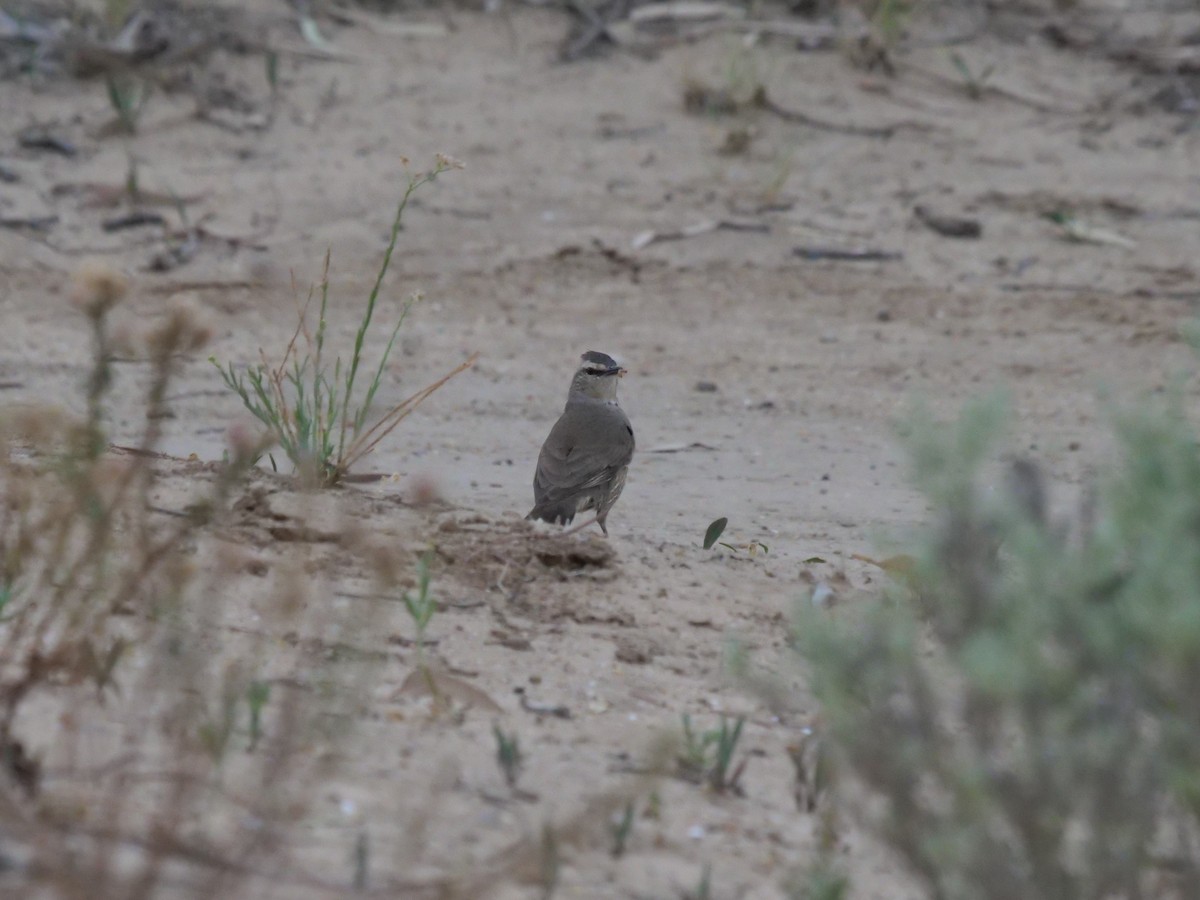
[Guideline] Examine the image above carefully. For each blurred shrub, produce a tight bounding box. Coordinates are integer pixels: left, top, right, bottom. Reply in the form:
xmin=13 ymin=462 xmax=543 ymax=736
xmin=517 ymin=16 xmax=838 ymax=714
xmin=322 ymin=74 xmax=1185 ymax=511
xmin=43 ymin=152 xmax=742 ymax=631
xmin=798 ymin=394 xmax=1200 ymax=899
xmin=0 ymin=267 xmax=384 ymax=897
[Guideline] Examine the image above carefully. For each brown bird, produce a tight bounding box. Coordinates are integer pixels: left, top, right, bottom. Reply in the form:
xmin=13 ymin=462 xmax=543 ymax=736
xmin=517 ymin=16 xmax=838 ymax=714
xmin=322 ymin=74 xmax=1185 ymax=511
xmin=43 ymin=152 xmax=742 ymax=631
xmin=527 ymin=351 xmax=635 ymax=536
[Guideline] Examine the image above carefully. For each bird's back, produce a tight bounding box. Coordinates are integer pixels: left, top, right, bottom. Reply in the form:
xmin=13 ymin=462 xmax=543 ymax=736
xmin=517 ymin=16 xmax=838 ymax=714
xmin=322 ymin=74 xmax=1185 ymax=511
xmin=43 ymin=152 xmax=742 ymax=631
xmin=530 ymin=398 xmax=634 ymax=521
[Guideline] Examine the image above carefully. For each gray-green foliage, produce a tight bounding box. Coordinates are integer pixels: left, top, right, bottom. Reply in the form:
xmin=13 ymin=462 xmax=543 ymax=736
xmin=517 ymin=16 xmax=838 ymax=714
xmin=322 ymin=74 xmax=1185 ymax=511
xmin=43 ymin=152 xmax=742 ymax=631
xmin=797 ymin=394 xmax=1200 ymax=899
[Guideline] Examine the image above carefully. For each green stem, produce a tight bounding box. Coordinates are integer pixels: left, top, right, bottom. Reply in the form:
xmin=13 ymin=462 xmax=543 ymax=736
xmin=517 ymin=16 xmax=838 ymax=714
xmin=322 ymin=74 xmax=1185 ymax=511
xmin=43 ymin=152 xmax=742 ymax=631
xmin=335 ymin=166 xmax=444 ymax=469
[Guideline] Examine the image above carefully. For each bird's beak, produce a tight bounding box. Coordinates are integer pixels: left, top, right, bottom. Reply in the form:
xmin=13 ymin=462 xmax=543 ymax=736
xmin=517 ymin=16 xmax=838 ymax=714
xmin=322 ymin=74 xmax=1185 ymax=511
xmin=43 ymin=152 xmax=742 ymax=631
xmin=615 ymin=367 xmax=627 ymax=378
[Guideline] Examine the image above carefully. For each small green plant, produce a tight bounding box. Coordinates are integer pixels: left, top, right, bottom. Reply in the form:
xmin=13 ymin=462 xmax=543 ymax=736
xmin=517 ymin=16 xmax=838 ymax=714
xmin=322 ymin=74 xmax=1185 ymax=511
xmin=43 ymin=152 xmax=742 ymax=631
xmin=81 ymin=636 xmax=126 ymax=699
xmin=197 ymin=683 xmax=240 ymax=763
xmin=786 ymin=729 xmax=830 ymax=815
xmin=401 ymin=549 xmax=449 ymax=711
xmin=677 ymin=713 xmax=747 ymax=794
xmin=265 ymin=49 xmax=280 ymax=94
xmin=105 ymin=73 xmax=149 ymax=134
xmin=761 ymin=146 xmax=796 ymax=207
xmin=402 ymin=550 xmax=437 ymax=647
xmin=540 ymin=823 xmax=559 ymax=900
xmin=353 ymin=831 xmax=369 ymax=891
xmin=198 ymin=668 xmax=272 ymax=762
xmin=702 ymin=517 xmax=728 ymax=549
xmin=493 ymin=724 xmax=523 ymax=789
xmin=707 ymin=715 xmax=745 ymax=792
xmin=785 ymin=730 xmax=847 ymax=900
xmin=103 ymin=0 xmax=133 ymax=27
xmin=610 ymin=801 xmax=635 ymax=857
xmin=871 ymin=0 xmax=913 ymax=48
xmin=213 ymin=155 xmax=474 ymax=486
xmin=721 ymin=36 xmax=767 ymax=104
xmin=246 ymin=680 xmax=270 ymax=752
xmin=949 ymin=50 xmax=995 ymax=101
xmin=644 ymin=789 xmax=661 ymax=819
xmin=790 ymin=862 xmax=848 ymax=900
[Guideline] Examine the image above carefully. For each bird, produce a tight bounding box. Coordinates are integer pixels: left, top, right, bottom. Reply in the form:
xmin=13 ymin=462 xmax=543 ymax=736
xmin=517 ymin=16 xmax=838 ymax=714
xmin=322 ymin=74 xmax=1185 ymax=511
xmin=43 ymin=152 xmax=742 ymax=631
xmin=527 ymin=350 xmax=635 ymax=536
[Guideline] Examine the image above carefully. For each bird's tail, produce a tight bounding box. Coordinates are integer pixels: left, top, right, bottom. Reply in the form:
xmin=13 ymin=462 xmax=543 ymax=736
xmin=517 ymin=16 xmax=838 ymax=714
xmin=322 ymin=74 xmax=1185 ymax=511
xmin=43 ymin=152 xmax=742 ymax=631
xmin=526 ymin=502 xmax=575 ymax=526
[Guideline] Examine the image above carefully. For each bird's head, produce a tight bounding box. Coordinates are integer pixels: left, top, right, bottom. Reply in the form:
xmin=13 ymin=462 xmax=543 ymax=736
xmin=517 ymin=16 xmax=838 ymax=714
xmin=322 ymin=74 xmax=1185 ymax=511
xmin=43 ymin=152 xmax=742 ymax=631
xmin=569 ymin=350 xmax=626 ymax=401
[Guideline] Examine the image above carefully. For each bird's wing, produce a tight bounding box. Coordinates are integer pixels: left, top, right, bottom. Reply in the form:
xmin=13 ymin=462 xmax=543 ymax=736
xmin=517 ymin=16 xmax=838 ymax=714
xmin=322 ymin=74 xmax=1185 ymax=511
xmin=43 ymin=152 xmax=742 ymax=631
xmin=533 ymin=403 xmax=634 ymax=506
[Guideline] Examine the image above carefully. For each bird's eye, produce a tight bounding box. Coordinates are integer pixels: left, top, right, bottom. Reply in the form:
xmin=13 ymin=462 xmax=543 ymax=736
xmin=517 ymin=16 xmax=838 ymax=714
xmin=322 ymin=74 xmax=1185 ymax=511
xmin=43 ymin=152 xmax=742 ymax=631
xmin=584 ymin=367 xmax=604 ymax=376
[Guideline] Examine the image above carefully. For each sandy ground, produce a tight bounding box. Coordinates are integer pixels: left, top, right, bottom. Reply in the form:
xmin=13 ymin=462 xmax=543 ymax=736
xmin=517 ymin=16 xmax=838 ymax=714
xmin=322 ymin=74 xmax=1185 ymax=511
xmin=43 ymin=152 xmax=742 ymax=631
xmin=2 ymin=2 xmax=1200 ymax=897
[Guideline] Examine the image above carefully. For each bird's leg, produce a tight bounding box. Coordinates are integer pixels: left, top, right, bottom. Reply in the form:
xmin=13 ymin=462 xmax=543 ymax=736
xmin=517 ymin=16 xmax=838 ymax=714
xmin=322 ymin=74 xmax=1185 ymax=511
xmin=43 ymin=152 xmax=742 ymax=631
xmin=557 ymin=514 xmax=605 ymax=538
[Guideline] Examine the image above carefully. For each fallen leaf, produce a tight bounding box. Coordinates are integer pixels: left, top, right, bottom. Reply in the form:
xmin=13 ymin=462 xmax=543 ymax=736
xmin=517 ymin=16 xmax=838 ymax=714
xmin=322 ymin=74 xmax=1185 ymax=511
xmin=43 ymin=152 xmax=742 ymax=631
xmin=644 ymin=441 xmax=718 ymax=453
xmin=851 ymin=552 xmax=918 ymax=584
xmin=330 ymin=7 xmax=450 ymax=38
xmin=395 ymin=667 xmax=501 ymax=712
xmin=1046 ymin=212 xmax=1135 ymax=249
xmin=631 ymin=218 xmax=768 ymax=250
xmin=628 ymin=1 xmax=746 ymax=24
xmin=299 ymin=15 xmax=337 ymax=53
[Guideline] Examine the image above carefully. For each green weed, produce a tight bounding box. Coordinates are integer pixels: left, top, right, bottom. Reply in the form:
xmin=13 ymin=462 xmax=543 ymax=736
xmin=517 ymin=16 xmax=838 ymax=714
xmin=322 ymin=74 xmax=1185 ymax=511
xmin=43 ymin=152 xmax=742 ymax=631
xmin=213 ymin=155 xmax=474 ymax=486
xmin=871 ymin=0 xmax=914 ymax=47
xmin=402 ymin=550 xmax=438 ymax=647
xmin=610 ymin=801 xmax=635 ymax=857
xmin=493 ymin=724 xmax=523 ymax=789
xmin=105 ymin=73 xmax=148 ymax=134
xmin=246 ymin=679 xmax=270 ymax=752
xmin=678 ymin=713 xmax=747 ymax=794
xmin=949 ymin=50 xmax=995 ymax=101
